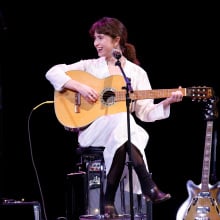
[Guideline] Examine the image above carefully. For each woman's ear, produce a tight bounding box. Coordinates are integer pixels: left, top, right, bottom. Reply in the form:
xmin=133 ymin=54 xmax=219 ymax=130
xmin=113 ymin=36 xmax=121 ymax=48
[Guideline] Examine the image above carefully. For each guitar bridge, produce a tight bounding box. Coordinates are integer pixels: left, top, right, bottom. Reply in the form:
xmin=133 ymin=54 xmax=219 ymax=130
xmin=194 ymin=217 xmax=210 ymax=220
xmin=74 ymin=92 xmax=81 ymax=113
xmin=197 ymin=206 xmax=210 ymax=214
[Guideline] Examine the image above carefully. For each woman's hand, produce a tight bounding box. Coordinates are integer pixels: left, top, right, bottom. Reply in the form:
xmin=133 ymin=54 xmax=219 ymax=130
xmin=78 ymin=83 xmax=99 ymax=102
xmin=162 ymin=87 xmax=183 ymax=107
xmin=64 ymin=79 xmax=99 ymax=103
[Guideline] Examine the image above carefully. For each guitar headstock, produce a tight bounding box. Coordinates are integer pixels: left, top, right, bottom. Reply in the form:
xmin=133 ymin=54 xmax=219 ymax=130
xmin=186 ymin=86 xmax=214 ymax=102
xmin=203 ymin=96 xmax=219 ymax=121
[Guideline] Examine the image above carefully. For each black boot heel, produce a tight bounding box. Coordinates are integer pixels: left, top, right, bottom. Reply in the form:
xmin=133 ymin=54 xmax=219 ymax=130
xmin=104 ymin=205 xmax=118 ymax=219
xmin=146 ymin=186 xmax=171 ymax=204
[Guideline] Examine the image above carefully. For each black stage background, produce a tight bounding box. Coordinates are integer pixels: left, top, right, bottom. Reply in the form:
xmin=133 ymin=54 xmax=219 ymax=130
xmin=0 ymin=2 xmax=219 ymax=220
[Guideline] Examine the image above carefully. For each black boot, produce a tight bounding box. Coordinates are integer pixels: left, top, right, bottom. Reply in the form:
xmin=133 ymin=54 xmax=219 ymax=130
xmin=134 ymin=164 xmax=171 ymax=204
xmin=144 ymin=186 xmax=171 ymax=204
xmin=104 ymin=204 xmax=118 ymax=219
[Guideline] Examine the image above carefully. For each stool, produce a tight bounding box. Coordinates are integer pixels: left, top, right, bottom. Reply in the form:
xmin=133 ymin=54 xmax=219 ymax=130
xmin=75 ymin=146 xmax=105 ymax=217
xmin=74 ymin=146 xmax=152 ymax=220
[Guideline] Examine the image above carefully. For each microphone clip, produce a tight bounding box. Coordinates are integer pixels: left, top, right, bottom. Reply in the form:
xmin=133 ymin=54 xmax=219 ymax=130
xmin=112 ymin=49 xmax=122 ymax=60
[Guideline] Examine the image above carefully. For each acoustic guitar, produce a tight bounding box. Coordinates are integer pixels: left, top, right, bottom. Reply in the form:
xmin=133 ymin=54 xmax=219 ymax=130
xmin=176 ymin=96 xmax=220 ymax=220
xmin=54 ymin=70 xmax=214 ymax=129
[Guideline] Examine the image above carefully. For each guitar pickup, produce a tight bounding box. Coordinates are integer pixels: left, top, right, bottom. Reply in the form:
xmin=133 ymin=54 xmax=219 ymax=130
xmin=196 ymin=206 xmax=210 ymax=214
xmin=74 ymin=92 xmax=81 ymax=113
xmin=198 ymin=192 xmax=211 ymax=198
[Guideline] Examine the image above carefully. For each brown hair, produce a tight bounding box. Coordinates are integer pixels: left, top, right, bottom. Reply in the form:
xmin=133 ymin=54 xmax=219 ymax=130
xmin=89 ymin=17 xmax=140 ymax=65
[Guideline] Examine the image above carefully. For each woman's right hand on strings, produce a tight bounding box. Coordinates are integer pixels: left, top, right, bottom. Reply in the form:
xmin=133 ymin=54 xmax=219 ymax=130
xmin=78 ymin=83 xmax=99 ymax=102
xmin=64 ymin=79 xmax=98 ymax=102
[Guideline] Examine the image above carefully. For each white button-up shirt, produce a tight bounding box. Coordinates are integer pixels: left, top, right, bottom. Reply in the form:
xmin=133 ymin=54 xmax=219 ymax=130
xmin=46 ymin=57 xmax=170 ymax=194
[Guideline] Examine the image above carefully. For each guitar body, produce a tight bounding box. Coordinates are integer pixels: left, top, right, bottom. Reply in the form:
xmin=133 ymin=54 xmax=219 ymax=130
xmin=54 ymin=71 xmax=127 ymax=129
xmin=177 ymin=180 xmax=220 ymax=220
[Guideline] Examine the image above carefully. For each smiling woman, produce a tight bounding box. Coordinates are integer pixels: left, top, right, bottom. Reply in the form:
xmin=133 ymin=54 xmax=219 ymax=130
xmin=45 ymin=16 xmax=184 ymax=219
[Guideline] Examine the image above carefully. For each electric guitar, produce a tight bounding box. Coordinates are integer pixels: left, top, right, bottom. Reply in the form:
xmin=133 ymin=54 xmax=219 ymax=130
xmin=176 ymin=96 xmax=220 ymax=220
xmin=54 ymin=70 xmax=214 ymax=129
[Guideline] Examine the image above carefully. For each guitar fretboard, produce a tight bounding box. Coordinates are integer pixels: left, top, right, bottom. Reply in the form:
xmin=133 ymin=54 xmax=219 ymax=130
xmin=201 ymin=120 xmax=214 ymax=192
xmin=115 ymin=88 xmax=187 ymax=101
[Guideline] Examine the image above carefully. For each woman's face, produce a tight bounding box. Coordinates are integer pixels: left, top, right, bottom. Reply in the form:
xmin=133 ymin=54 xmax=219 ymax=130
xmin=93 ymin=32 xmax=118 ymax=58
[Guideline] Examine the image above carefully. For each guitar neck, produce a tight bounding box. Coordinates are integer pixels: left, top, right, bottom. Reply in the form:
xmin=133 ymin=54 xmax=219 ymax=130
xmin=111 ymin=88 xmax=187 ymax=102
xmin=115 ymin=87 xmax=213 ymax=101
xmin=115 ymin=88 xmax=186 ymax=101
xmin=200 ymin=97 xmax=219 ymax=192
xmin=131 ymin=88 xmax=187 ymax=100
xmin=201 ymin=120 xmax=214 ymax=192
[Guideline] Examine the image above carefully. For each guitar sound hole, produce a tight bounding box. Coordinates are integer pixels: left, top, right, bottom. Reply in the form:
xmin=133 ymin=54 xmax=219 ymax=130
xmin=101 ymin=89 xmax=116 ymax=106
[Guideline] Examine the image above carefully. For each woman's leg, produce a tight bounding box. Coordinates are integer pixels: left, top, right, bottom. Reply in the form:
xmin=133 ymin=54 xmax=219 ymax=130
xmin=105 ymin=144 xmax=126 ymax=205
xmin=104 ymin=143 xmax=171 ymax=218
xmin=131 ymin=144 xmax=171 ymax=203
xmin=104 ymin=144 xmax=126 ymax=217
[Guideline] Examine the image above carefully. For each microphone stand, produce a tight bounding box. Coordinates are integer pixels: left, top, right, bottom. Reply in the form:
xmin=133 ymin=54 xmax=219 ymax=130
xmin=115 ymin=58 xmax=135 ymax=220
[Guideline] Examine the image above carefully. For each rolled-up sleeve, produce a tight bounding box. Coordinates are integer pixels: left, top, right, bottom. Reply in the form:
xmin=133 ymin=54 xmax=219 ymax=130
xmin=45 ymin=64 xmax=72 ymax=91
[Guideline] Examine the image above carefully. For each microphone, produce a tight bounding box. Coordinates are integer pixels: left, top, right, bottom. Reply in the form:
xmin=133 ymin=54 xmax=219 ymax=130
xmin=112 ymin=49 xmax=122 ymax=60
